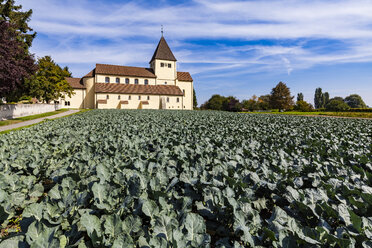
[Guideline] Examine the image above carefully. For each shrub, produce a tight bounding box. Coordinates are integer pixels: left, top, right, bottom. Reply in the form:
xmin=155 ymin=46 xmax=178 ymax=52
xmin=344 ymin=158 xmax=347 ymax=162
xmin=325 ymin=99 xmax=350 ymax=111
xmin=294 ymin=100 xmax=314 ymax=112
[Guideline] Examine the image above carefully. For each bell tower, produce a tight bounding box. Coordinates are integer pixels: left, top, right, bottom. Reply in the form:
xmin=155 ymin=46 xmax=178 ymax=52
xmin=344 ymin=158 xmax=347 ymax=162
xmin=150 ymin=34 xmax=177 ymax=85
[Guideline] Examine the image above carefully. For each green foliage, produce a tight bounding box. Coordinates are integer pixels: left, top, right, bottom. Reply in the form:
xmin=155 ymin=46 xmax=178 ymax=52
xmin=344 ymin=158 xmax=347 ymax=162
xmin=314 ymin=88 xmax=324 ymax=109
xmin=24 ymin=56 xmax=74 ymax=103
xmin=0 ymin=110 xmax=371 ymax=247
xmin=297 ymin=93 xmax=304 ymax=102
xmin=294 ymin=100 xmax=314 ymax=112
xmin=326 ymin=99 xmax=350 ymax=111
xmin=193 ymin=88 xmax=197 ymax=109
xmin=344 ymin=94 xmax=367 ymax=108
xmin=269 ymin=82 xmax=294 ymax=110
xmin=201 ymin=95 xmax=241 ymax=112
xmin=0 ymin=0 xmax=36 ymax=49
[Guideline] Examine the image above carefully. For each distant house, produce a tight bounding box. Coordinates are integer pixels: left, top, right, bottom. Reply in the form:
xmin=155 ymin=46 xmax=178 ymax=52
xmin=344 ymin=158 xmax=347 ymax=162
xmin=61 ymin=36 xmax=193 ymax=110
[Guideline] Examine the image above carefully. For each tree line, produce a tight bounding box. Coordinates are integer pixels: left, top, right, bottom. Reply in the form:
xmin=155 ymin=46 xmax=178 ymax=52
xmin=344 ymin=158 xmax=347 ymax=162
xmin=201 ymin=82 xmax=368 ymax=112
xmin=0 ymin=0 xmax=74 ymax=104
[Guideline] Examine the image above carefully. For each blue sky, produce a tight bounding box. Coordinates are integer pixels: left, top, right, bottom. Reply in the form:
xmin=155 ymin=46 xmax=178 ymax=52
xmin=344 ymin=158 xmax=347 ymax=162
xmin=18 ymin=0 xmax=372 ymax=106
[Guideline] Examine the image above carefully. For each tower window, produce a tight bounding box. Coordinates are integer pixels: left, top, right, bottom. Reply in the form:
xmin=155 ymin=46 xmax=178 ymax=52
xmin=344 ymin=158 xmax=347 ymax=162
xmin=116 ymin=77 xmax=120 ymax=83
xmin=105 ymin=77 xmax=110 ymax=83
xmin=144 ymin=79 xmax=148 ymax=85
xmin=135 ymin=79 xmax=139 ymax=84
xmin=168 ymin=63 xmax=171 ymax=68
xmin=161 ymin=63 xmax=164 ymax=67
xmin=125 ymin=78 xmax=129 ymax=84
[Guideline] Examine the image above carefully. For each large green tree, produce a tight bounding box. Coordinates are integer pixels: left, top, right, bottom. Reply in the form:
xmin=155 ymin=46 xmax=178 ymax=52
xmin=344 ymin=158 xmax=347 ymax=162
xmin=344 ymin=94 xmax=367 ymax=108
xmin=24 ymin=56 xmax=74 ymax=103
xmin=223 ymin=96 xmax=241 ymax=112
xmin=201 ymin=94 xmax=225 ymax=110
xmin=0 ymin=0 xmax=37 ymax=99
xmin=258 ymin=94 xmax=271 ymax=110
xmin=0 ymin=0 xmax=36 ymax=49
xmin=269 ymin=82 xmax=294 ymax=110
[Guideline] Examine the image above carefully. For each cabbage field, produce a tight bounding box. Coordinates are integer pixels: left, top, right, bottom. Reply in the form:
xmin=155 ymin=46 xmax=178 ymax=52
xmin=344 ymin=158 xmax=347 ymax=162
xmin=0 ymin=110 xmax=371 ymax=247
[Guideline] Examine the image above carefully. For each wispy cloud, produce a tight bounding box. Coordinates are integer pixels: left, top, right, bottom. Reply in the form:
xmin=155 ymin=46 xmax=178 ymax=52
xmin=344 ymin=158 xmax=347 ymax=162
xmin=17 ymin=0 xmax=372 ymax=105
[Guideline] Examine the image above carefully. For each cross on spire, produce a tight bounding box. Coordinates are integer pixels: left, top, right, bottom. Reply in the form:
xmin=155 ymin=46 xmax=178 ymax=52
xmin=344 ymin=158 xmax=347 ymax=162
xmin=161 ymin=25 xmax=164 ymax=37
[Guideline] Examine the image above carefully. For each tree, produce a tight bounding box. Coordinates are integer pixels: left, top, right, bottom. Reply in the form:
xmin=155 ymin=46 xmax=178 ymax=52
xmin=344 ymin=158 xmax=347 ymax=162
xmin=24 ymin=56 xmax=73 ymax=103
xmin=344 ymin=94 xmax=367 ymax=108
xmin=242 ymin=95 xmax=259 ymax=111
xmin=258 ymin=94 xmax=270 ymax=110
xmin=294 ymin=100 xmax=313 ymax=112
xmin=0 ymin=21 xmax=37 ymax=99
xmin=297 ymin=93 xmax=304 ymax=102
xmin=269 ymin=82 xmax=294 ymax=111
xmin=0 ymin=0 xmax=36 ymax=50
xmin=202 ymin=94 xmax=226 ymax=110
xmin=314 ymin=88 xmax=323 ymax=109
xmin=193 ymin=88 xmax=197 ymax=109
xmin=324 ymin=92 xmax=330 ymax=106
xmin=326 ymin=99 xmax=350 ymax=111
xmin=223 ymin=96 xmax=241 ymax=112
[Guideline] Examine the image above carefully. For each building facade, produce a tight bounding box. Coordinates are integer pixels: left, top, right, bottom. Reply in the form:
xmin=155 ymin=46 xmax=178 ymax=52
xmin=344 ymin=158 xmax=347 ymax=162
xmin=62 ymin=36 xmax=193 ymax=110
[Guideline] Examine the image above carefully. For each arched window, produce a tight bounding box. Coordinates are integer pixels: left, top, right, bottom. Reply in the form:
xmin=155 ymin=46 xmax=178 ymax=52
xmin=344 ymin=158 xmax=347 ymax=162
xmin=125 ymin=78 xmax=129 ymax=84
xmin=147 ymin=96 xmax=150 ymax=100
xmin=177 ymin=97 xmax=180 ymax=103
xmin=144 ymin=79 xmax=148 ymax=85
xmin=106 ymin=95 xmax=109 ymax=99
xmin=128 ymin=95 xmax=131 ymax=100
xmin=116 ymin=78 xmax=120 ymax=83
xmin=167 ymin=97 xmax=169 ymax=103
xmin=164 ymin=82 xmax=167 ymax=85
xmin=105 ymin=77 xmax=110 ymax=83
xmin=118 ymin=95 xmax=120 ymax=100
xmin=138 ymin=95 xmax=141 ymax=100
xmin=135 ymin=79 xmax=139 ymax=84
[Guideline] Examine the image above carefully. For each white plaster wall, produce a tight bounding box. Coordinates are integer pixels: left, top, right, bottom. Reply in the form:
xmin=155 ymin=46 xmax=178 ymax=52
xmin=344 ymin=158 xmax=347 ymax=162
xmin=176 ymin=80 xmax=193 ymax=110
xmin=0 ymin=104 xmax=62 ymax=120
xmin=153 ymin=59 xmax=176 ymax=80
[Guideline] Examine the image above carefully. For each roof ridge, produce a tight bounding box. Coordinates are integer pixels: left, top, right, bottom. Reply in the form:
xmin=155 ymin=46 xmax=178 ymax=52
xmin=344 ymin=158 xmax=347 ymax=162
xmin=96 ymin=63 xmax=152 ymax=69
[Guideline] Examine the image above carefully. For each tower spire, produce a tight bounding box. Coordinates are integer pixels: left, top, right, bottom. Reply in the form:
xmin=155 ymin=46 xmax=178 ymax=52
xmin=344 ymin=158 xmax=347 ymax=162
xmin=161 ymin=25 xmax=163 ymax=37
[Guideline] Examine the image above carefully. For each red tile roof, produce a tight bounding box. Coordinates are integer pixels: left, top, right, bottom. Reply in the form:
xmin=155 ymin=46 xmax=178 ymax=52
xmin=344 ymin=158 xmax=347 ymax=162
xmin=65 ymin=77 xmax=86 ymax=89
xmin=83 ymin=69 xmax=95 ymax=78
xmin=95 ymin=64 xmax=156 ymax=78
xmin=177 ymin=72 xmax=193 ymax=82
xmin=150 ymin=37 xmax=177 ymax=62
xmin=97 ymin=99 xmax=107 ymax=104
xmin=95 ymin=83 xmax=183 ymax=96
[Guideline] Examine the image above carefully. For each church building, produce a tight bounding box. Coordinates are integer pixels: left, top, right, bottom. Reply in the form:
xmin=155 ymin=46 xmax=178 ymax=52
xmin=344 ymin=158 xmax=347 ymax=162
xmin=62 ymin=36 xmax=193 ymax=110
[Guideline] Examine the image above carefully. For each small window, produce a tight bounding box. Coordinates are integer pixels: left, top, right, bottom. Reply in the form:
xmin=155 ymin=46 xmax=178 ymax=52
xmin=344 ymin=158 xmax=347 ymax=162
xmin=183 ymin=89 xmax=185 ymax=96
xmin=138 ymin=95 xmax=141 ymax=100
xmin=105 ymin=77 xmax=110 ymax=83
xmin=125 ymin=78 xmax=129 ymax=84
xmin=116 ymin=78 xmax=120 ymax=83
xmin=161 ymin=63 xmax=164 ymax=67
xmin=106 ymin=95 xmax=109 ymax=100
xmin=129 ymin=95 xmax=131 ymax=100
xmin=167 ymin=97 xmax=169 ymax=103
xmin=64 ymin=101 xmax=68 ymax=106
xmin=164 ymin=82 xmax=167 ymax=85
xmin=144 ymin=79 xmax=148 ymax=85
xmin=67 ymin=101 xmax=70 ymax=106
xmin=177 ymin=97 xmax=179 ymax=103
xmin=147 ymin=96 xmax=150 ymax=100
xmin=168 ymin=63 xmax=171 ymax=68
xmin=118 ymin=95 xmax=120 ymax=100
xmin=135 ymin=79 xmax=139 ymax=84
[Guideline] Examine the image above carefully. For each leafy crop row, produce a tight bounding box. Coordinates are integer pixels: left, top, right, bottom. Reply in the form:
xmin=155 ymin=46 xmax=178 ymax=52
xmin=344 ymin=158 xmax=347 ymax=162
xmin=0 ymin=110 xmax=371 ymax=247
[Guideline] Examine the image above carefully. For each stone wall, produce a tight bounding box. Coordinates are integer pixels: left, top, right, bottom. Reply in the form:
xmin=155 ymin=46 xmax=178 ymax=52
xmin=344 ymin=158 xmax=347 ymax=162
xmin=0 ymin=104 xmax=62 ymax=120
